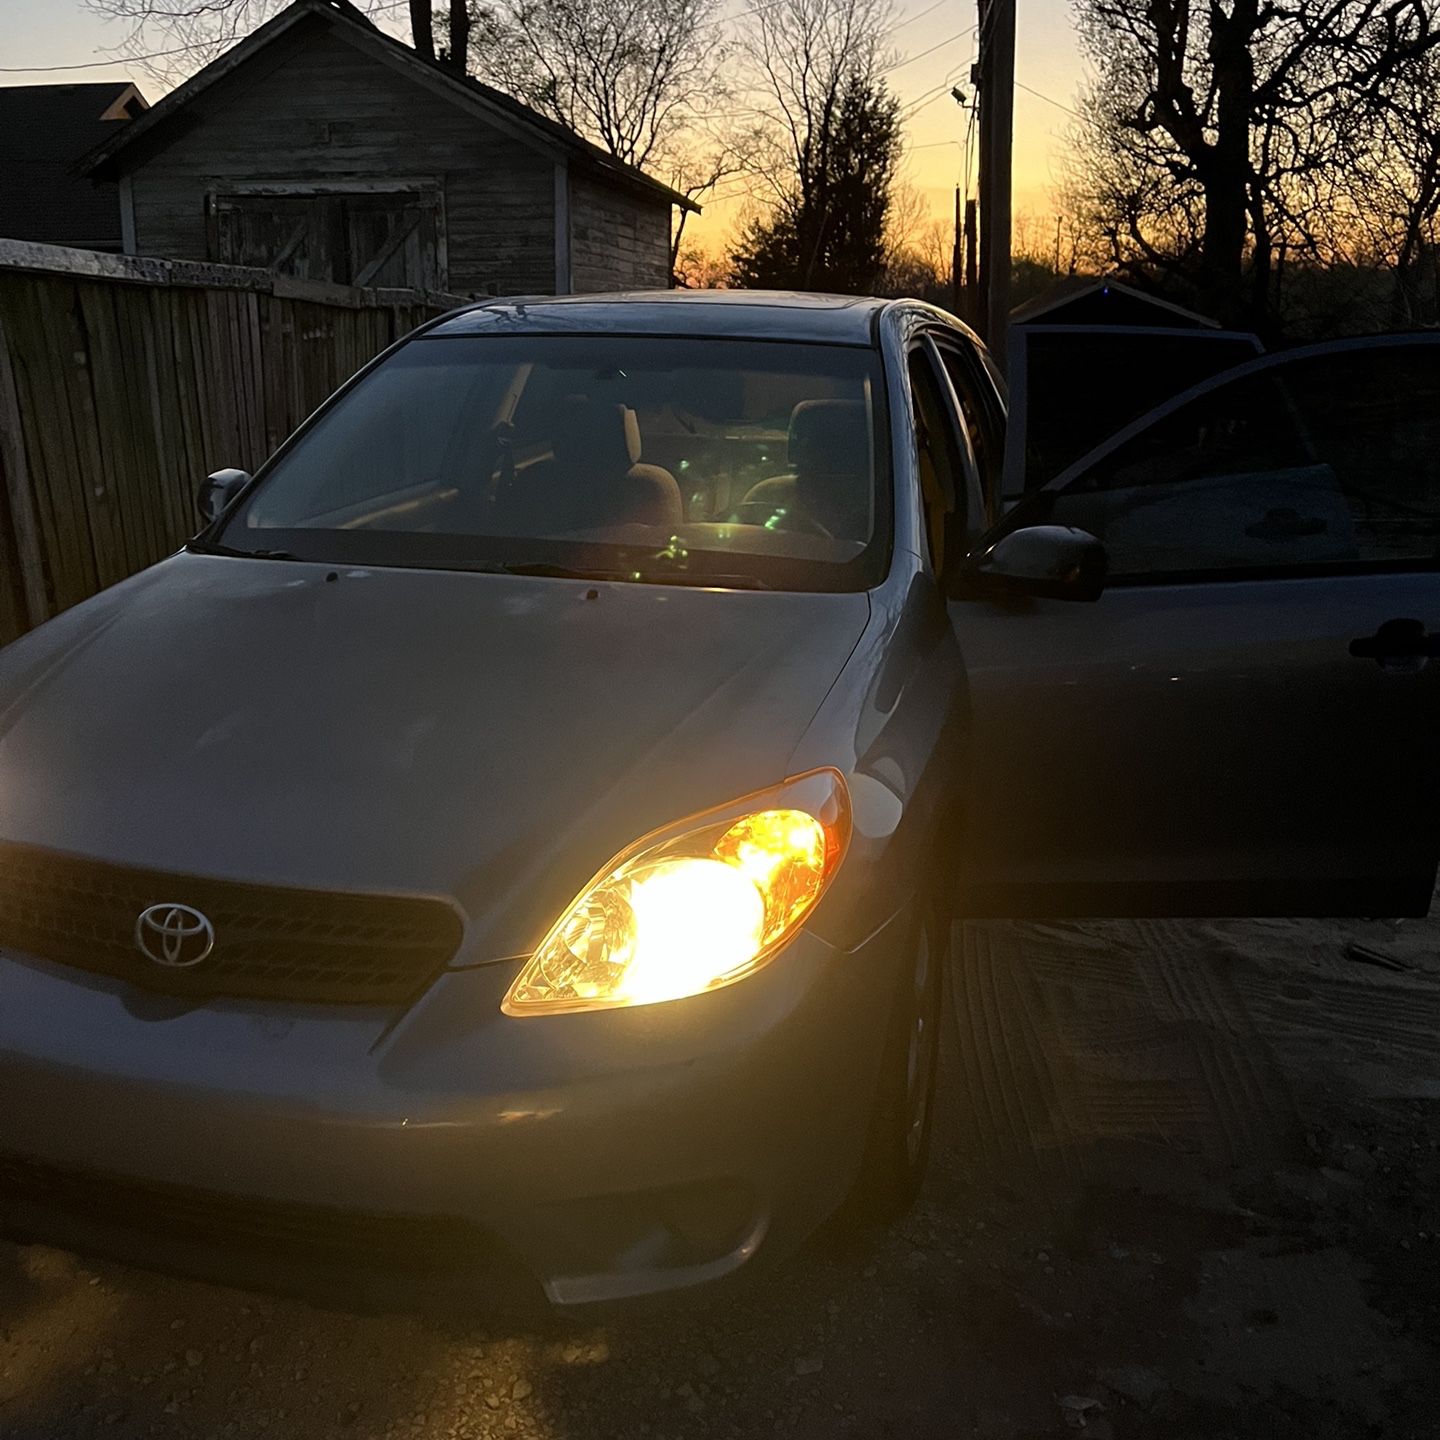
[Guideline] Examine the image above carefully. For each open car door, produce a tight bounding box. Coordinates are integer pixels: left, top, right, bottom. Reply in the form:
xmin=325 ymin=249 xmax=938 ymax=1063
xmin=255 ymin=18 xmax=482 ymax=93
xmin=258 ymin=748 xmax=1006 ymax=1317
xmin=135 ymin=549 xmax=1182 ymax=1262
xmin=949 ymin=334 xmax=1440 ymax=918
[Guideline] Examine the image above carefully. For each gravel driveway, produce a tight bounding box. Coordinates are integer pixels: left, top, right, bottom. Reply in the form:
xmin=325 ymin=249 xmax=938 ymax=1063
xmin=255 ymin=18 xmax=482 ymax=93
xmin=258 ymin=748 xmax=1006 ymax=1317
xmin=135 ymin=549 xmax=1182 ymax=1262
xmin=3 ymin=910 xmax=1438 ymax=1439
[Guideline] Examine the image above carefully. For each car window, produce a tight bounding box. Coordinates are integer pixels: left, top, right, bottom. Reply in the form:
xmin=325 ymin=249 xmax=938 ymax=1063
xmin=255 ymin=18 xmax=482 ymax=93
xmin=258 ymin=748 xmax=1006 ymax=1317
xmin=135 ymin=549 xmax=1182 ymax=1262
xmin=1014 ymin=330 xmax=1263 ymax=498
xmin=220 ymin=335 xmax=891 ymax=593
xmin=907 ymin=348 xmax=964 ymax=571
xmin=1030 ymin=340 xmax=1440 ymax=580
xmin=260 ymin=352 xmax=503 ymax=518
xmin=932 ymin=337 xmax=1002 ymax=524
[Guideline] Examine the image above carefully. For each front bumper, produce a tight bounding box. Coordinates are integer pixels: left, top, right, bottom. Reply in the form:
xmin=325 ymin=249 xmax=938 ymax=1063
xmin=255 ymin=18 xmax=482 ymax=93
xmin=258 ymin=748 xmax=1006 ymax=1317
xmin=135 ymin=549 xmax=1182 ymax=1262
xmin=0 ymin=902 xmax=910 ymax=1307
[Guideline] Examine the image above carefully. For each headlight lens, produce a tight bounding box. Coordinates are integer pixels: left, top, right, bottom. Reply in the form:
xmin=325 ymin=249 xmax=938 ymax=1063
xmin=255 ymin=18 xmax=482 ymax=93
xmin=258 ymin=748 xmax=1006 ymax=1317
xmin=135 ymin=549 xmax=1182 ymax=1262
xmin=502 ymin=770 xmax=850 ymax=1015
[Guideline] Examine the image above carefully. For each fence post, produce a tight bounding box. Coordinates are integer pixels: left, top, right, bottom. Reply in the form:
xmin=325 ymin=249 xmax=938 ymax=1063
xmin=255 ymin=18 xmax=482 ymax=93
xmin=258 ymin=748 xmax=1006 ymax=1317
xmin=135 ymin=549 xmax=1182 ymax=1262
xmin=0 ymin=317 xmax=50 ymax=631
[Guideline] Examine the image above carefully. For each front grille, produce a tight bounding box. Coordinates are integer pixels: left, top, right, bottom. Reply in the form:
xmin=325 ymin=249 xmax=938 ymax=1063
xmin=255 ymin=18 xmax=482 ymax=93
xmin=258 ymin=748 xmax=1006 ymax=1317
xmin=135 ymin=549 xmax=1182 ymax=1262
xmin=0 ymin=1154 xmax=501 ymax=1276
xmin=0 ymin=841 xmax=464 ymax=1005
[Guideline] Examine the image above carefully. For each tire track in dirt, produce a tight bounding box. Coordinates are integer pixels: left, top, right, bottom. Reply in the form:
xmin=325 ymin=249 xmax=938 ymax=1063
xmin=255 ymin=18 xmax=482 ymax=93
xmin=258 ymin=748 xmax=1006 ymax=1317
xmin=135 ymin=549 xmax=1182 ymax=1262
xmin=1128 ymin=919 xmax=1302 ymax=1165
xmin=1235 ymin=971 xmax=1440 ymax=1057
xmin=950 ymin=924 xmax=1088 ymax=1193
xmin=1000 ymin=925 xmax=1142 ymax=993
xmin=950 ymin=918 xmax=1303 ymax=1191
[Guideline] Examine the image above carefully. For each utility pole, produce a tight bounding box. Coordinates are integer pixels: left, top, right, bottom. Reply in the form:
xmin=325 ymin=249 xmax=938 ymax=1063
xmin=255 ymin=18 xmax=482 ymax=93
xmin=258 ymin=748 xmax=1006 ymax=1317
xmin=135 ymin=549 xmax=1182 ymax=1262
xmin=976 ymin=0 xmax=1016 ymax=372
xmin=952 ymin=185 xmax=963 ymax=317
xmin=963 ymin=198 xmax=978 ymax=323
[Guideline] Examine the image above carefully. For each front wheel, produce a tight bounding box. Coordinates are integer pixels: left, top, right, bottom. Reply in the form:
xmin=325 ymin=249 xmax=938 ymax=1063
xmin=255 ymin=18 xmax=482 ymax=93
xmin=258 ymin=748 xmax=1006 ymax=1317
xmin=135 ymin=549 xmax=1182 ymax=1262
xmin=843 ymin=895 xmax=946 ymax=1224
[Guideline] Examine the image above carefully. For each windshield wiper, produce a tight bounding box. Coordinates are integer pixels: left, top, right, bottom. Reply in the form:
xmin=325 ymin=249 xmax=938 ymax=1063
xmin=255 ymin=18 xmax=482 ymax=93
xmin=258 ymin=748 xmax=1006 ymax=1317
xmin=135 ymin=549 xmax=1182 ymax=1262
xmin=494 ymin=562 xmax=770 ymax=590
xmin=196 ymin=542 xmax=298 ymax=560
xmin=488 ymin=561 xmax=631 ymax=581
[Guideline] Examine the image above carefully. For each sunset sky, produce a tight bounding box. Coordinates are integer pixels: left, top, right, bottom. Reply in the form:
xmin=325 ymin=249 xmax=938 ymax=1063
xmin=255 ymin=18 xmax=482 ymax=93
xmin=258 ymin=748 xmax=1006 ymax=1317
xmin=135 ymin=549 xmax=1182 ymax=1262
xmin=0 ymin=0 xmax=1087 ymax=256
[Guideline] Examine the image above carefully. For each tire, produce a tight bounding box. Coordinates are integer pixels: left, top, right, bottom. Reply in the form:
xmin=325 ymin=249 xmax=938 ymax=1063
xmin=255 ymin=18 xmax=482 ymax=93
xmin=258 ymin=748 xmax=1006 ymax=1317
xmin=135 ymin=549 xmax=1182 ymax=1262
xmin=843 ymin=894 xmax=946 ymax=1225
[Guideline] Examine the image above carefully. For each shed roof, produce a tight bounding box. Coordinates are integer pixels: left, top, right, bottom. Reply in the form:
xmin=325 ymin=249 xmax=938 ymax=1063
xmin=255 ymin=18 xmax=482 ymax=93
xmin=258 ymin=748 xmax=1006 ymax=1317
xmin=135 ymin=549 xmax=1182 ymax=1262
xmin=1011 ymin=277 xmax=1221 ymax=330
xmin=0 ymin=81 xmax=148 ymax=248
xmin=79 ymin=0 xmax=696 ymax=213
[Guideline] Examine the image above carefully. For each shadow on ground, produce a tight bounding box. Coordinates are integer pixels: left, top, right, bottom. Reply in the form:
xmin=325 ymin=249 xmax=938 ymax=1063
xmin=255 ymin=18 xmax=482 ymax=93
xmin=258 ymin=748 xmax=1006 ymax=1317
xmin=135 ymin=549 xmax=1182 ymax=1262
xmin=2 ymin=911 xmax=1439 ymax=1438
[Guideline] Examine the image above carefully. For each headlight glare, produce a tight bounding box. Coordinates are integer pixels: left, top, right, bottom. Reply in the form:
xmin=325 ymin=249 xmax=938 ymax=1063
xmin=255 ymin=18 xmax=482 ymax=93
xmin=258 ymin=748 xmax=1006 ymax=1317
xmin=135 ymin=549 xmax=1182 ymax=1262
xmin=503 ymin=771 xmax=849 ymax=1015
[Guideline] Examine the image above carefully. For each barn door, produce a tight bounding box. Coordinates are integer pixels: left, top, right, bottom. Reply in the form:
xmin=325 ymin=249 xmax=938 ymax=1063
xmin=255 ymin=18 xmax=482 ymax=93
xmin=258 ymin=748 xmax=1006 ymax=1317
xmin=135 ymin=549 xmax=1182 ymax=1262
xmin=344 ymin=194 xmax=440 ymax=290
xmin=209 ymin=192 xmax=441 ymax=290
xmin=210 ymin=195 xmax=335 ymax=280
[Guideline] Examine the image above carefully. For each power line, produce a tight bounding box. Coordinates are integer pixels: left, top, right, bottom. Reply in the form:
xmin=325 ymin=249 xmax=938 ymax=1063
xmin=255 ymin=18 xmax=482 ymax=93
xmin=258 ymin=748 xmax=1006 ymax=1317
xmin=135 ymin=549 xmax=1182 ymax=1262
xmin=974 ymin=0 xmax=1001 ymax=68
xmin=1014 ymin=78 xmax=1085 ymax=120
xmin=885 ymin=25 xmax=977 ymax=76
xmin=959 ymin=76 xmax=979 ymax=195
xmin=902 ymin=72 xmax=960 ymax=115
xmin=0 ymin=0 xmax=409 ymax=74
xmin=0 ymin=40 xmax=213 ymax=73
xmin=901 ymin=57 xmax=974 ymax=117
xmin=904 ymin=72 xmax=1080 ymax=125
xmin=887 ymin=0 xmax=948 ymax=36
xmin=725 ymin=0 xmax=805 ymax=24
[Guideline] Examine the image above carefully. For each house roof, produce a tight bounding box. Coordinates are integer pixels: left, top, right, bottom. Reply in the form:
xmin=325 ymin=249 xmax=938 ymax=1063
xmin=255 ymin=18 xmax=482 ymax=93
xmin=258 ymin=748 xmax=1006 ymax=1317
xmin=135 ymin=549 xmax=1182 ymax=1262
xmin=0 ymin=81 xmax=148 ymax=248
xmin=1010 ymin=277 xmax=1222 ymax=329
xmin=80 ymin=0 xmax=697 ymax=213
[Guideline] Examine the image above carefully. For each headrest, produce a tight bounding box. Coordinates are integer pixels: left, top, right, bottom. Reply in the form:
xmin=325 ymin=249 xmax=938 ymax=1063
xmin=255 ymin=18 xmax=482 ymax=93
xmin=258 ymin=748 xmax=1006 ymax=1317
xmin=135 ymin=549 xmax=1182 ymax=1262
xmin=788 ymin=400 xmax=871 ymax=477
xmin=553 ymin=397 xmax=642 ymax=473
xmin=789 ymin=399 xmax=873 ymax=539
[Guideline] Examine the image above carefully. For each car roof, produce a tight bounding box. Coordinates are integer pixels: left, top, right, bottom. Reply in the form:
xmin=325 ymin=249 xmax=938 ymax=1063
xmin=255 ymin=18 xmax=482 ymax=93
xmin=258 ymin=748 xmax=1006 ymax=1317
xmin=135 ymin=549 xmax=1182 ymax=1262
xmin=425 ymin=290 xmax=895 ymax=346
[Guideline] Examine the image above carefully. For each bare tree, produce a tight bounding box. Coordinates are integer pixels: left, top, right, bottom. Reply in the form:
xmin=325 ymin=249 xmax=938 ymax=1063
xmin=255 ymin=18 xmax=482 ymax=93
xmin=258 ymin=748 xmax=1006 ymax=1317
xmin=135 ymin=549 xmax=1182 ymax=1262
xmin=728 ymin=0 xmax=901 ymax=291
xmin=883 ymin=181 xmax=931 ymax=258
xmin=85 ymin=0 xmax=448 ymax=81
xmin=1069 ymin=0 xmax=1440 ymax=326
xmin=730 ymin=61 xmax=902 ymax=292
xmin=741 ymin=0 xmax=894 ymax=209
xmin=674 ymin=244 xmax=733 ymax=287
xmin=878 ymin=213 xmax=954 ymax=301
xmin=1349 ymin=47 xmax=1440 ymax=323
xmin=468 ymin=0 xmax=728 ymax=171
xmin=1060 ymin=97 xmax=1207 ymax=284
xmin=667 ymin=125 xmax=769 ymax=272
xmin=467 ymin=0 xmax=758 ymax=277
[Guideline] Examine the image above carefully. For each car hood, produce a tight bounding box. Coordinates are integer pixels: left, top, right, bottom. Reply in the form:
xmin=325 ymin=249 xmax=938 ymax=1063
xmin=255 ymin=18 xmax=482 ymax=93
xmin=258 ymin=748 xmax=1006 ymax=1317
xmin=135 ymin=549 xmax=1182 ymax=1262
xmin=0 ymin=554 xmax=869 ymax=961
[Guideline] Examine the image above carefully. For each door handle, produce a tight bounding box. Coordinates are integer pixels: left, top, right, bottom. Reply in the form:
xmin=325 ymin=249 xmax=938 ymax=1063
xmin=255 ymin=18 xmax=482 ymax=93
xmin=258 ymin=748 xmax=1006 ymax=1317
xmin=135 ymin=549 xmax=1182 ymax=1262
xmin=1350 ymin=618 xmax=1440 ymax=666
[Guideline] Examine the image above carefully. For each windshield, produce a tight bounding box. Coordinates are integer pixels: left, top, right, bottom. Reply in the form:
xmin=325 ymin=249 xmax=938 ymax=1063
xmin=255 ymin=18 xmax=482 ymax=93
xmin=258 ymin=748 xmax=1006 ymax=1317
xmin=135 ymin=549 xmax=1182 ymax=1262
xmin=210 ymin=334 xmax=891 ymax=592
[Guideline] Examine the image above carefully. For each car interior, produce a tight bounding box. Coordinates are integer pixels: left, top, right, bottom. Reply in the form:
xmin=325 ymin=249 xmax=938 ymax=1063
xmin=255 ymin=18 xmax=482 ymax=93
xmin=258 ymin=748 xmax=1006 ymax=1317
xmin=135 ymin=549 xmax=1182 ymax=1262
xmin=241 ymin=339 xmax=886 ymax=571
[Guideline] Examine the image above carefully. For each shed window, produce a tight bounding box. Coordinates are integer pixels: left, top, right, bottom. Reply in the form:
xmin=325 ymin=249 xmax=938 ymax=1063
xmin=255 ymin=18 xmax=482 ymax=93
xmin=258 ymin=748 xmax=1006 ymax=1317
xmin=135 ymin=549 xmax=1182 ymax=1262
xmin=209 ymin=191 xmax=441 ymax=289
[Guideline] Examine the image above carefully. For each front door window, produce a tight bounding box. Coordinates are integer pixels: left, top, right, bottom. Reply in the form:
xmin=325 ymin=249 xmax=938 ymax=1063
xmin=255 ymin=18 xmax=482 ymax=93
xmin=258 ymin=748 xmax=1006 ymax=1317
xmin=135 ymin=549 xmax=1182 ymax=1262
xmin=1026 ymin=340 xmax=1440 ymax=580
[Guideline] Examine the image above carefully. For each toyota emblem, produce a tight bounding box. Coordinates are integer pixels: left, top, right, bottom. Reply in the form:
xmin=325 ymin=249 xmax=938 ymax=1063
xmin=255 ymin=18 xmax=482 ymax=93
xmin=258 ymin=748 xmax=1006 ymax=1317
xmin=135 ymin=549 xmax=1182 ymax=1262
xmin=134 ymin=903 xmax=215 ymax=968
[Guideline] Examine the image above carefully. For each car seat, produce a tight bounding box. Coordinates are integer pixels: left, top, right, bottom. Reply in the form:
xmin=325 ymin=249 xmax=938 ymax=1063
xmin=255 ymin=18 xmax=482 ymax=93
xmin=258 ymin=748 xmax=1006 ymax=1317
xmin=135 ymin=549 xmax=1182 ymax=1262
xmin=740 ymin=399 xmax=872 ymax=538
xmin=496 ymin=396 xmax=682 ymax=535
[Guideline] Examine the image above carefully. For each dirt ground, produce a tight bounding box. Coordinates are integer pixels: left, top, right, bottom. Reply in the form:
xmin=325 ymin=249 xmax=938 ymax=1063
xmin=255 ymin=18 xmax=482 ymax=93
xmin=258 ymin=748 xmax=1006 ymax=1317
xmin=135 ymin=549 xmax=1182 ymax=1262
xmin=2 ymin=910 xmax=1438 ymax=1439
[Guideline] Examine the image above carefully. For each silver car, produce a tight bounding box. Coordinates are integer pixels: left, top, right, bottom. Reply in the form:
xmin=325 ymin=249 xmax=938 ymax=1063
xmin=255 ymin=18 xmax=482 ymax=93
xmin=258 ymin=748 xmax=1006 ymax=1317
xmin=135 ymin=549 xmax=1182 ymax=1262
xmin=0 ymin=294 xmax=1436 ymax=1308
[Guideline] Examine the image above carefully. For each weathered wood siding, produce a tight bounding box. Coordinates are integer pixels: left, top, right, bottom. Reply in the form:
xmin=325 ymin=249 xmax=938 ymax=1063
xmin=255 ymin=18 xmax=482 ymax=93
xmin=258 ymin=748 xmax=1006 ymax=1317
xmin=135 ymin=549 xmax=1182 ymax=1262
xmin=124 ymin=23 xmax=556 ymax=296
xmin=0 ymin=240 xmax=454 ymax=646
xmin=569 ymin=172 xmax=672 ymax=292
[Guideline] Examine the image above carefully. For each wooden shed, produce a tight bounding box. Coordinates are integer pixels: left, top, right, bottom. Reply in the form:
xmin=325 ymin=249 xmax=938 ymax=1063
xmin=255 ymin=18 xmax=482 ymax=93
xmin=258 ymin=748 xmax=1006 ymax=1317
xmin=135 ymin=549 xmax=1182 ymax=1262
xmin=80 ymin=0 xmax=695 ymax=297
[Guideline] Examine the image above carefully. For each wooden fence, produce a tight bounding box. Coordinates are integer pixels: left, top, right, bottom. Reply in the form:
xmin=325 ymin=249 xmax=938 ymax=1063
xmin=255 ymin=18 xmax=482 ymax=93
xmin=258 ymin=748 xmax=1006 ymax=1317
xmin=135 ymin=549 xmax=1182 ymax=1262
xmin=0 ymin=240 xmax=463 ymax=645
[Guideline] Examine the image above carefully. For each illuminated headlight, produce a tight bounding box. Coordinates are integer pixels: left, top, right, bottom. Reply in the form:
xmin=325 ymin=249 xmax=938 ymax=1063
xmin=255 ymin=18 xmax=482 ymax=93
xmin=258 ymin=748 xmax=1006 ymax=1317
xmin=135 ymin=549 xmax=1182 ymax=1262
xmin=502 ymin=770 xmax=851 ymax=1015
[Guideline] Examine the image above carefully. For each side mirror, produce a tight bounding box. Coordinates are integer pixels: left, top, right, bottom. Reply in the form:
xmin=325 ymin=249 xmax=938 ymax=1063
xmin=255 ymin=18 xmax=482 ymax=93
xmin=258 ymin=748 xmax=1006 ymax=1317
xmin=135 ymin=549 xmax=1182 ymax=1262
xmin=961 ymin=525 xmax=1107 ymax=602
xmin=196 ymin=468 xmax=250 ymax=526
